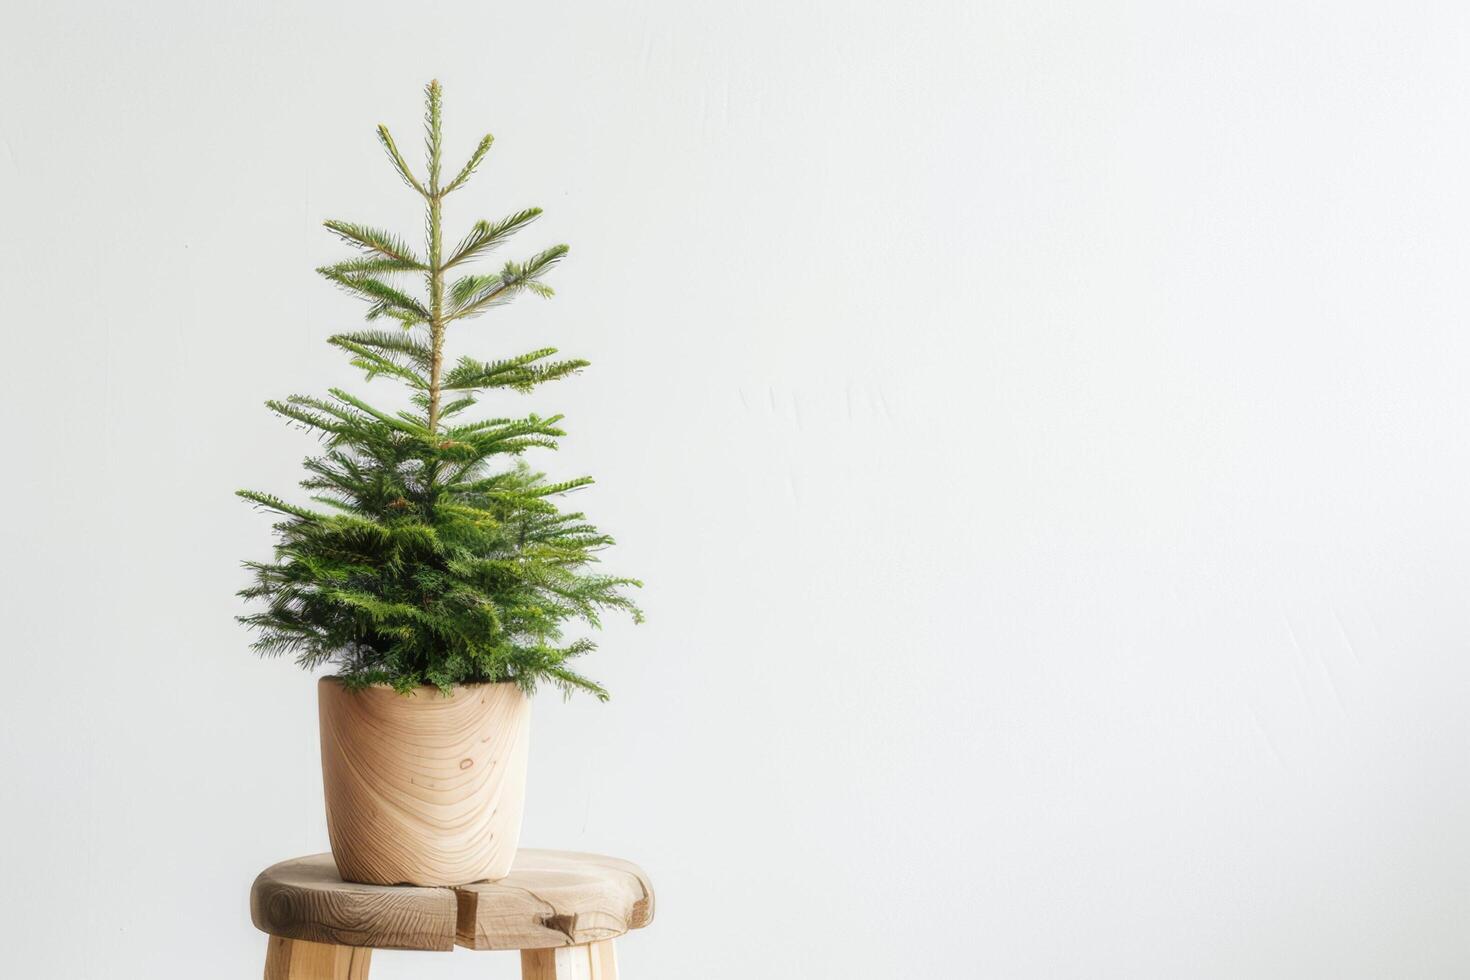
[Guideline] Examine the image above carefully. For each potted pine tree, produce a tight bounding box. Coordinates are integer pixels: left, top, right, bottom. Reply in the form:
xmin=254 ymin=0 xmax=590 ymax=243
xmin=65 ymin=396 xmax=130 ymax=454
xmin=238 ymin=81 xmax=642 ymax=887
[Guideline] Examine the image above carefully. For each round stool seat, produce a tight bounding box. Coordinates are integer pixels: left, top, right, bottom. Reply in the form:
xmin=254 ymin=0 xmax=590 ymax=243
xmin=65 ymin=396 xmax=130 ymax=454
xmin=251 ymin=849 xmax=655 ymax=952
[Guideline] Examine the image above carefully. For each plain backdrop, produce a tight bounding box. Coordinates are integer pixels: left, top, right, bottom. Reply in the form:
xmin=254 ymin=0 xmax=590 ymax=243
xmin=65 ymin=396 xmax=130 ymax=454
xmin=4 ymin=1 xmax=1470 ymax=977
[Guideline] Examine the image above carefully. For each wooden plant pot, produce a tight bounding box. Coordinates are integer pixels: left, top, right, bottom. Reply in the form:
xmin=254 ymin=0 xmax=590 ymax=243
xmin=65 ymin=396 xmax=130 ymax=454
xmin=317 ymin=677 xmax=531 ymax=887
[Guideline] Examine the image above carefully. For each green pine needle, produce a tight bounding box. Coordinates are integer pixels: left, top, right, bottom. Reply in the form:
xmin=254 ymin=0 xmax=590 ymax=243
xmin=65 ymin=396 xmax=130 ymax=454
xmin=444 ymin=133 xmax=495 ymax=195
xmin=238 ymin=82 xmax=641 ymax=699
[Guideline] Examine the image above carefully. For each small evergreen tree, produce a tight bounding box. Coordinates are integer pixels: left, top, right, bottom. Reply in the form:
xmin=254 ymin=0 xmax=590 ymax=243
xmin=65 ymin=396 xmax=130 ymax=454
xmin=238 ymin=81 xmax=641 ymax=699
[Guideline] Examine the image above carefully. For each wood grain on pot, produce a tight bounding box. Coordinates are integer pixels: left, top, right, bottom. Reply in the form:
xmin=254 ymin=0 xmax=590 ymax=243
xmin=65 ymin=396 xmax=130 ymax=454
xmin=318 ymin=678 xmax=531 ymax=886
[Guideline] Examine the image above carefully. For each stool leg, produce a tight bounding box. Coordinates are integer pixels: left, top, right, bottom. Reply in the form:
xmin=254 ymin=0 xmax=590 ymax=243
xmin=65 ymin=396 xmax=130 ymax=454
xmin=520 ymin=939 xmax=618 ymax=980
xmin=264 ymin=936 xmax=372 ymax=979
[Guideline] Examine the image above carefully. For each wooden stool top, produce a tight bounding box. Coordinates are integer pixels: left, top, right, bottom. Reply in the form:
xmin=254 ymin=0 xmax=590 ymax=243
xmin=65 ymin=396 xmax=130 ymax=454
xmin=251 ymin=850 xmax=654 ymax=952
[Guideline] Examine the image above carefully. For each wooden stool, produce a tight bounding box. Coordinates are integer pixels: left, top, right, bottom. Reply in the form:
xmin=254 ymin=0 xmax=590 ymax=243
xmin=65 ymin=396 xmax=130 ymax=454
xmin=251 ymin=850 xmax=654 ymax=979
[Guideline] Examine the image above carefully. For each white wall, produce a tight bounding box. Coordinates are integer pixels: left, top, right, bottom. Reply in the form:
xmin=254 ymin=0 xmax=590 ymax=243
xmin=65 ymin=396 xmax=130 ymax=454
xmin=3 ymin=2 xmax=1470 ymax=977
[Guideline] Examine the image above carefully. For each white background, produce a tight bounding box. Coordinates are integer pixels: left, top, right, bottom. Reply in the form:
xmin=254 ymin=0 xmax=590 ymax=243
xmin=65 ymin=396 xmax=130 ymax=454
xmin=3 ymin=1 xmax=1469 ymax=977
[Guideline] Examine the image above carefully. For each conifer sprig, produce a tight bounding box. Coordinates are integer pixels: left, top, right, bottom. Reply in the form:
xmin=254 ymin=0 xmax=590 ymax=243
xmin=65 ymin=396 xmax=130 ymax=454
xmin=238 ymin=81 xmax=641 ymax=698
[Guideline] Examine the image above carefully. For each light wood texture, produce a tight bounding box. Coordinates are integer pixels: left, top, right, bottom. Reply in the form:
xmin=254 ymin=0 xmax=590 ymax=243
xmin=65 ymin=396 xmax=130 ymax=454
xmin=318 ymin=677 xmax=531 ymax=886
xmin=252 ymin=850 xmax=654 ymax=952
xmin=456 ymin=850 xmax=655 ymax=950
xmin=520 ymin=941 xmax=619 ymax=980
xmin=264 ymin=936 xmax=373 ymax=980
xmin=251 ymin=853 xmax=458 ymax=950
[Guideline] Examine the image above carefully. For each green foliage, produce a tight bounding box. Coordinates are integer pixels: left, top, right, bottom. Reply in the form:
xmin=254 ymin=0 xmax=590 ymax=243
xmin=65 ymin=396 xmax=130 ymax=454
xmin=238 ymin=81 xmax=641 ymax=699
